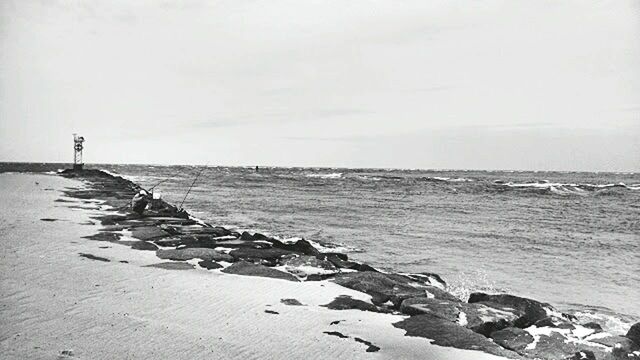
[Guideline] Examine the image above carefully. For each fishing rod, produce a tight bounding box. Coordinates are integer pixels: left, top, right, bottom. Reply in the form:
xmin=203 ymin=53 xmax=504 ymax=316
xmin=179 ymin=165 xmax=207 ymax=210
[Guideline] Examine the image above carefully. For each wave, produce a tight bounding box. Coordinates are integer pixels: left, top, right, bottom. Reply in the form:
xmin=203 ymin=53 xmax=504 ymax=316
xmin=493 ymin=180 xmax=638 ymax=196
xmin=420 ymin=176 xmax=474 ymax=183
xmin=305 ymin=173 xmax=343 ymax=179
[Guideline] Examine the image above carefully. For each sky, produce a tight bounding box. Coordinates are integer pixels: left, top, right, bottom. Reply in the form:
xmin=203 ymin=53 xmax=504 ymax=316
xmin=1 ymin=0 xmax=639 ymax=171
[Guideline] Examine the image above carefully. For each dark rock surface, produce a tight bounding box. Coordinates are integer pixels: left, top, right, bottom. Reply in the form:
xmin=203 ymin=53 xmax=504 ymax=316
xmin=129 ymin=241 xmax=158 ymax=251
xmin=400 ymin=297 xmax=519 ymax=336
xmin=333 ymin=272 xmax=457 ymax=309
xmin=145 ymin=262 xmax=194 ymax=270
xmin=490 ymin=327 xmax=534 ymax=352
xmin=281 ymin=298 xmax=304 ymax=306
xmin=198 ymin=260 xmax=223 ymax=270
xmin=322 ymin=295 xmax=390 ymax=313
xmin=628 ymin=322 xmax=640 ymax=346
xmin=468 ymin=293 xmax=552 ymax=328
xmin=156 ymin=248 xmax=234 ymax=262
xmin=353 ymin=337 xmax=380 ymax=352
xmin=229 ymin=248 xmax=293 ymax=262
xmin=79 ymin=253 xmax=110 ymax=262
xmin=221 ymin=261 xmax=299 ymax=282
xmin=393 ymin=314 xmax=522 ymax=359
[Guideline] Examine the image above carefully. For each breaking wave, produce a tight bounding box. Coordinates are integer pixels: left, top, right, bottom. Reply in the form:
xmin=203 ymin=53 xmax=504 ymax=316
xmin=493 ymin=180 xmax=638 ymax=196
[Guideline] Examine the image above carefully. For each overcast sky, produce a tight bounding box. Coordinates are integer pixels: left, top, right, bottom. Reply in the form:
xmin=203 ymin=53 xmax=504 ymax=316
xmin=1 ymin=0 xmax=639 ymax=171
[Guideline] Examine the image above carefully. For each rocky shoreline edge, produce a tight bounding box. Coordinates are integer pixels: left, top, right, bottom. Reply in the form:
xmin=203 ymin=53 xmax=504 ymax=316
xmin=58 ymin=168 xmax=639 ymax=360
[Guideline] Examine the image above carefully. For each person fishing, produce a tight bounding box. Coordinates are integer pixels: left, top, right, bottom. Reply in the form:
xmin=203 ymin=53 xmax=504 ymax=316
xmin=131 ymin=189 xmax=150 ymax=215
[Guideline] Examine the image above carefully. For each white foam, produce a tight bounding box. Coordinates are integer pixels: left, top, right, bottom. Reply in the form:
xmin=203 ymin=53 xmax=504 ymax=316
xmin=305 ymin=173 xmax=343 ymax=179
xmin=457 ymin=311 xmax=468 ymax=326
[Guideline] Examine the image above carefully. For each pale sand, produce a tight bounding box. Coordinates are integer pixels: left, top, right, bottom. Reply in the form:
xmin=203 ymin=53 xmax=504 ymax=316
xmin=0 ymin=173 xmax=509 ymax=360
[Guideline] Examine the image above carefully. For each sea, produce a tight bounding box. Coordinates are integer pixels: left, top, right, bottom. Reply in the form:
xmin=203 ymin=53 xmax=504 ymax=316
xmin=2 ymin=163 xmax=639 ymax=333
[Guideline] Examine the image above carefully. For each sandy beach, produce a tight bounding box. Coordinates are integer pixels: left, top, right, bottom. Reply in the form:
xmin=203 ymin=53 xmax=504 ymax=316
xmin=0 ymin=173 xmax=517 ymax=359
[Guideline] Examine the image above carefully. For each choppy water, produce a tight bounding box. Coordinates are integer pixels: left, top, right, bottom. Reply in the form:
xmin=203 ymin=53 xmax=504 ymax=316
xmin=3 ymin=163 xmax=639 ymax=332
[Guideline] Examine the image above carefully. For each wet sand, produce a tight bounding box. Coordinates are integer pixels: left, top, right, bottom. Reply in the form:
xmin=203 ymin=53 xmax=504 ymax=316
xmin=0 ymin=173 xmax=510 ymax=360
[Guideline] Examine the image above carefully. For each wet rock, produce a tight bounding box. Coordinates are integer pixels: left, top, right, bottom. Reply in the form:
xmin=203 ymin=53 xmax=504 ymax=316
xmin=266 ymin=238 xmax=320 ymax=256
xmin=198 ymin=260 xmax=223 ymax=270
xmin=333 ymin=271 xmax=455 ymax=309
xmin=566 ymin=350 xmax=596 ymax=360
xmin=240 ymin=231 xmax=254 ymax=240
xmin=400 ymin=297 xmax=519 ymax=336
xmin=628 ymin=322 xmax=640 ymax=346
xmin=490 ymin=327 xmax=534 ymax=352
xmin=521 ymin=332 xmax=606 ymax=360
xmin=130 ymin=241 xmax=158 ymax=251
xmin=317 ymin=252 xmax=348 ymax=261
xmin=252 ymin=232 xmax=269 ymax=240
xmin=156 ymin=248 xmax=233 ymax=262
xmin=401 ymin=272 xmax=447 ymax=288
xmin=468 ymin=293 xmax=552 ymax=328
xmin=393 ymin=314 xmax=522 ymax=359
xmin=221 ymin=261 xmax=299 ymax=282
xmin=591 ymin=335 xmax=636 ymax=348
xmin=229 ymin=247 xmax=293 ymax=262
xmin=40 ymin=218 xmax=59 ymax=222
xmin=145 ymin=262 xmax=194 ymax=270
xmin=322 ymin=295 xmax=391 ymax=313
xmin=281 ymin=255 xmax=337 ymax=277
xmin=582 ymin=322 xmax=603 ymax=333
xmin=534 ymin=316 xmax=575 ymax=330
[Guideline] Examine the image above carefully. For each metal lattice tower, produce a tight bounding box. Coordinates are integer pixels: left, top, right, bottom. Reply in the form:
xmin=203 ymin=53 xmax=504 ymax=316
xmin=73 ymin=134 xmax=85 ymax=170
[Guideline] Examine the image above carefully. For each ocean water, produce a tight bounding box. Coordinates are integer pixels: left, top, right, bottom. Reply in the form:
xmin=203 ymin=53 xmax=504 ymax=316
xmin=3 ymin=163 xmax=639 ymax=332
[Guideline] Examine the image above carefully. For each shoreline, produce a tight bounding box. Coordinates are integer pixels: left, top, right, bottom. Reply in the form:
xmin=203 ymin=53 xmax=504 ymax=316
xmin=1 ymin=169 xmax=638 ymax=359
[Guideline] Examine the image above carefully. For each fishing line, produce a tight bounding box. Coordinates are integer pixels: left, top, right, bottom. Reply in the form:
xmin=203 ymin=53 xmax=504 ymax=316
xmin=179 ymin=165 xmax=207 ymax=210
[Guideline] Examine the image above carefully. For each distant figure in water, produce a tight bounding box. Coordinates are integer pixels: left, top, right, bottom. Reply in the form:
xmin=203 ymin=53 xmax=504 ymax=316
xmin=131 ymin=190 xmax=150 ymax=215
xmin=255 ymin=166 xmax=259 ymax=172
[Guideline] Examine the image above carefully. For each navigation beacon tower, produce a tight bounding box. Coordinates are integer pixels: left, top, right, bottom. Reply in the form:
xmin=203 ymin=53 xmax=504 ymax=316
xmin=73 ymin=134 xmax=85 ymax=171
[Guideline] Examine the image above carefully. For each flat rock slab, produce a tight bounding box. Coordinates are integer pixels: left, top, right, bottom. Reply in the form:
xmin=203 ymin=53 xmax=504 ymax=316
xmin=130 ymin=226 xmax=171 ymax=241
xmin=145 ymin=262 xmax=194 ymax=270
xmin=221 ymin=261 xmax=299 ymax=282
xmin=322 ymin=295 xmax=391 ymax=313
xmin=156 ymin=248 xmax=234 ymax=262
xmin=393 ymin=314 xmax=522 ymax=359
xmin=198 ymin=260 xmax=223 ymax=270
xmin=400 ymin=297 xmax=519 ymax=336
xmin=229 ymin=247 xmax=294 ymax=262
xmin=129 ymin=241 xmax=158 ymax=251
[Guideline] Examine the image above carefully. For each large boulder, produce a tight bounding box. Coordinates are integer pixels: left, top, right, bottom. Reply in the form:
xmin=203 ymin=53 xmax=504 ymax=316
xmin=520 ymin=331 xmax=609 ymax=360
xmin=156 ymin=248 xmax=233 ymax=262
xmin=400 ymin=297 xmax=520 ymax=336
xmin=393 ymin=314 xmax=522 ymax=359
xmin=490 ymin=327 xmax=534 ymax=352
xmin=221 ymin=261 xmax=299 ymax=282
xmin=265 ymin=238 xmax=320 ymax=257
xmin=468 ymin=293 xmax=553 ymax=328
xmin=333 ymin=271 xmax=457 ymax=308
xmin=628 ymin=322 xmax=640 ymax=346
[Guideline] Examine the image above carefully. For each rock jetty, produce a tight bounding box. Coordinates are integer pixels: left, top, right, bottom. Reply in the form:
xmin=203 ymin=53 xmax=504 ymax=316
xmin=60 ymin=168 xmax=640 ymax=359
